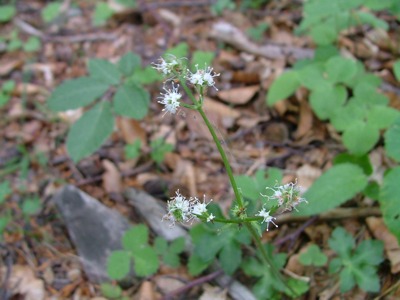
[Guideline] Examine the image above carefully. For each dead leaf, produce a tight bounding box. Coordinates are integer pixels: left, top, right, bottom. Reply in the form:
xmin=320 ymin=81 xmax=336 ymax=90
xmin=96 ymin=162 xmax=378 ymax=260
xmin=366 ymin=217 xmax=400 ymax=273
xmin=116 ymin=117 xmax=147 ymax=146
xmin=199 ymin=284 xmax=227 ymax=300
xmin=294 ymin=99 xmax=313 ymax=140
xmin=102 ymin=159 xmax=122 ymax=194
xmin=134 ymin=280 xmax=158 ymax=300
xmin=296 ymin=164 xmax=322 ymax=190
xmin=0 ymin=58 xmax=23 ymax=76
xmin=1 ymin=265 xmax=45 ymax=300
xmin=217 ymin=85 xmax=259 ymax=105
xmin=154 ymin=275 xmax=185 ymax=294
xmin=14 ymin=83 xmax=47 ymax=96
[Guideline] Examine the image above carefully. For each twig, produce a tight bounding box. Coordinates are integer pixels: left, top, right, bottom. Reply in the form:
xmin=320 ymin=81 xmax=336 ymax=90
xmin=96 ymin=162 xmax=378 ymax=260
xmin=274 ymin=216 xmax=317 ymax=247
xmin=374 ymin=279 xmax=400 ymax=300
xmin=161 ymin=270 xmax=224 ymax=300
xmin=276 ymin=207 xmax=381 ymax=223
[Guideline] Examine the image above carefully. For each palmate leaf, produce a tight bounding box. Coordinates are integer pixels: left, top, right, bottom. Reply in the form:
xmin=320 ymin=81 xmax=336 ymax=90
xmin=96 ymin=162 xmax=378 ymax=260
xmin=113 ymin=83 xmax=149 ymax=120
xmin=384 ymin=117 xmax=400 ymax=162
xmin=66 ymin=101 xmax=114 ymax=162
xmin=107 ymin=250 xmax=131 ymax=280
xmin=47 ymin=77 xmax=109 ymax=111
xmin=266 ymin=71 xmax=300 ymax=105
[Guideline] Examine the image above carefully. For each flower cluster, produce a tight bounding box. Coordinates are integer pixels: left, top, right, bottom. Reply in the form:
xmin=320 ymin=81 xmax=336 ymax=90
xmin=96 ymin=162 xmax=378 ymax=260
xmin=262 ymin=180 xmax=307 ymax=212
xmin=157 ymin=82 xmax=182 ymax=115
xmin=152 ymin=55 xmax=181 ymax=76
xmin=256 ymin=180 xmax=307 ymax=231
xmin=162 ymin=191 xmax=215 ymax=227
xmin=187 ymin=65 xmax=220 ymax=90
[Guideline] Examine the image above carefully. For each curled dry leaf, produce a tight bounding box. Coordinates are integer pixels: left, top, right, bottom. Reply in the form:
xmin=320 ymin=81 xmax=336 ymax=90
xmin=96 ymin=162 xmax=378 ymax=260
xmin=366 ymin=217 xmax=400 ymax=273
xmin=199 ymin=284 xmax=228 ymax=300
xmin=116 ymin=117 xmax=147 ymax=146
xmin=0 ymin=265 xmax=45 ymax=300
xmin=217 ymin=85 xmax=259 ymax=105
xmin=102 ymin=159 xmax=122 ymax=194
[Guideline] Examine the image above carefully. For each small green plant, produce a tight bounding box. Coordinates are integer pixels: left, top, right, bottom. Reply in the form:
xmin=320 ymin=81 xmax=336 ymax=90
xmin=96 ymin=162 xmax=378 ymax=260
xmin=100 ymin=283 xmax=129 ymax=300
xmin=41 ymin=2 xmax=62 ymax=23
xmin=0 ymin=4 xmax=16 ymax=23
xmin=210 ymin=0 xmax=236 ymax=16
xmin=106 ymin=224 xmax=184 ymax=280
xmin=0 ymin=80 xmax=15 ymax=108
xmin=92 ymin=0 xmax=137 ymax=26
xmin=150 ymin=138 xmax=174 ymax=165
xmin=247 ymin=23 xmax=269 ymax=42
xmin=0 ymin=30 xmax=41 ymax=53
xmin=328 ymin=227 xmax=383 ymax=293
xmin=47 ymin=52 xmax=154 ymax=162
xmin=299 ymin=244 xmax=328 ymax=267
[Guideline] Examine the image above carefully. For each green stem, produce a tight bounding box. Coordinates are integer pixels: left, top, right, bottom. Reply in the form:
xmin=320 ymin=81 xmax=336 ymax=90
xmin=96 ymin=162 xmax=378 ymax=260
xmin=196 ymin=105 xmax=292 ymax=294
xmin=197 ymin=107 xmax=244 ymax=208
xmin=211 ymin=216 xmax=263 ymax=224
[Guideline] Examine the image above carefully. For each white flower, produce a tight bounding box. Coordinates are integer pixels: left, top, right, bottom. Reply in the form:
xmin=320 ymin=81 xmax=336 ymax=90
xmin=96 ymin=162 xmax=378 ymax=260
xmin=207 ymin=213 xmax=215 ymax=222
xmin=187 ymin=65 xmax=220 ymax=90
xmin=262 ymin=180 xmax=307 ymax=212
xmin=256 ymin=208 xmax=278 ymax=231
xmin=152 ymin=55 xmax=179 ymax=75
xmin=162 ymin=190 xmax=192 ymax=226
xmin=158 ymin=83 xmax=181 ymax=114
xmin=192 ymin=195 xmax=212 ymax=216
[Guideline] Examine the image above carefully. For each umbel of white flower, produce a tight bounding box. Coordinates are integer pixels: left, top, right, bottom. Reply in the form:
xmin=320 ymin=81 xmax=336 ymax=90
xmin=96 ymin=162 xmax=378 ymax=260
xmin=162 ymin=191 xmax=214 ymax=227
xmin=157 ymin=82 xmax=182 ymax=115
xmin=187 ymin=65 xmax=220 ymax=90
xmin=263 ymin=180 xmax=307 ymax=212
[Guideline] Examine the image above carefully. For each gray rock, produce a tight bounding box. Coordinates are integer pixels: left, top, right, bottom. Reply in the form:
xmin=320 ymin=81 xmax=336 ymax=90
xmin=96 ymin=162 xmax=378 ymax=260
xmin=53 ymin=185 xmax=131 ymax=283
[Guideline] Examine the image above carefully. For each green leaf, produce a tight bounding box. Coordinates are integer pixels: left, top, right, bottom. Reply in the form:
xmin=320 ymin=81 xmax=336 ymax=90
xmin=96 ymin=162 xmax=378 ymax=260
xmin=342 ymin=120 xmax=380 ymax=155
xmin=191 ymin=51 xmax=215 ymax=71
xmin=379 ymin=167 xmax=400 ymax=243
xmin=309 ymin=84 xmax=347 ymax=120
xmin=129 ymin=66 xmax=162 ymax=84
xmin=23 ymin=37 xmax=41 ymax=52
xmin=2 ymin=80 xmax=15 ymax=93
xmin=299 ymin=244 xmax=327 ymax=267
xmin=170 ymin=237 xmax=185 ymax=253
xmin=117 ymin=52 xmax=141 ymax=76
xmin=297 ymin=164 xmax=368 ymax=216
xmin=0 ymin=5 xmax=16 ymax=22
xmin=394 ymin=60 xmax=400 ymax=81
xmin=298 ymin=64 xmax=330 ymax=90
xmin=150 ymin=138 xmax=174 ymax=164
xmin=122 ymin=225 xmax=149 ymax=252
xmin=247 ymin=23 xmax=269 ymax=41
xmin=384 ymin=117 xmax=400 ymax=162
xmin=164 ymin=42 xmax=188 ymax=58
xmin=353 ymin=240 xmax=383 ymax=265
xmin=115 ymin=0 xmax=137 ymax=8
xmin=0 ymin=93 xmax=10 ymax=108
xmin=22 ymin=196 xmax=41 ymax=216
xmin=0 ymin=181 xmax=11 ymax=204
xmin=188 ymin=253 xmax=212 ymax=276
xmin=107 ymin=250 xmax=131 ymax=280
xmin=42 ymin=2 xmax=61 ymax=23
xmin=48 ymin=77 xmax=109 ymax=111
xmin=333 ymin=153 xmax=373 ymax=175
xmin=355 ymin=11 xmax=388 ymax=30
xmin=113 ymin=83 xmax=149 ymax=119
xmin=310 ymin=25 xmax=337 ymax=45
xmin=367 ymin=106 xmax=400 ymax=129
xmin=266 ymin=71 xmax=300 ymax=105
xmin=93 ymin=2 xmax=114 ymax=26
xmin=363 ymin=181 xmax=380 ymax=200
xmin=328 ymin=227 xmax=355 ymax=258
xmin=162 ymin=251 xmax=180 ymax=268
xmin=219 ymin=243 xmax=242 ymax=275
xmin=66 ymin=101 xmax=114 ymax=162
xmin=314 ymin=45 xmax=339 ymax=62
xmin=364 ymin=0 xmax=394 ymax=10
xmin=235 ymin=168 xmax=282 ymax=211
xmin=88 ymin=59 xmax=121 ymax=85
xmin=339 ymin=267 xmax=356 ymax=292
xmin=132 ymin=245 xmax=159 ymax=276
xmin=100 ymin=283 xmax=122 ymax=299
xmin=330 ymin=100 xmax=366 ymax=131
xmin=124 ymin=140 xmax=141 ymax=160
xmin=154 ymin=237 xmax=168 ymax=254
xmin=325 ymin=56 xmax=357 ymax=84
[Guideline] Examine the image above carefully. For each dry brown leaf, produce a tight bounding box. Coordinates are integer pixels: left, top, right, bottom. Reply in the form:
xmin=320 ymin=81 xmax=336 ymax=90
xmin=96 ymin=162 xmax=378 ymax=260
xmin=14 ymin=83 xmax=47 ymax=96
xmin=294 ymin=99 xmax=313 ymax=140
xmin=116 ymin=117 xmax=147 ymax=146
xmin=296 ymin=164 xmax=322 ymax=190
xmin=1 ymin=265 xmax=45 ymax=300
xmin=134 ymin=280 xmax=158 ymax=300
xmin=0 ymin=58 xmax=23 ymax=76
xmin=217 ymin=85 xmax=259 ymax=105
xmin=366 ymin=217 xmax=400 ymax=273
xmin=173 ymin=159 xmax=197 ymax=196
xmin=199 ymin=284 xmax=228 ymax=300
xmin=102 ymin=159 xmax=122 ymax=194
xmin=153 ymin=275 xmax=185 ymax=294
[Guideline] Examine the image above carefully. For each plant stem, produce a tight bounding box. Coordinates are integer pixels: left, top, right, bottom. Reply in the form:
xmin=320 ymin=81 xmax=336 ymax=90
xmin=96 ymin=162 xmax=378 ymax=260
xmin=197 ymin=107 xmax=244 ymax=208
xmin=197 ymin=106 xmax=293 ymax=294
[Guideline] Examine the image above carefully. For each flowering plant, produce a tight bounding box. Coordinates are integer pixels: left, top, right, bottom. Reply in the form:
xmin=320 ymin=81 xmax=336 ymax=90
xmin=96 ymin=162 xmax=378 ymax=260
xmin=153 ymin=55 xmax=308 ymax=297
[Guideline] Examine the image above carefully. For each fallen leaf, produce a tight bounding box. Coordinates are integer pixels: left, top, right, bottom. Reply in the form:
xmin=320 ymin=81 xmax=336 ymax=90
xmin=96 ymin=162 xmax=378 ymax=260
xmin=0 ymin=265 xmax=45 ymax=300
xmin=0 ymin=58 xmax=23 ymax=76
xmin=102 ymin=159 xmax=122 ymax=194
xmin=366 ymin=217 xmax=400 ymax=273
xmin=116 ymin=117 xmax=147 ymax=146
xmin=134 ymin=280 xmax=158 ymax=300
xmin=217 ymin=85 xmax=259 ymax=105
xmin=294 ymin=99 xmax=313 ymax=140
xmin=199 ymin=284 xmax=227 ymax=300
